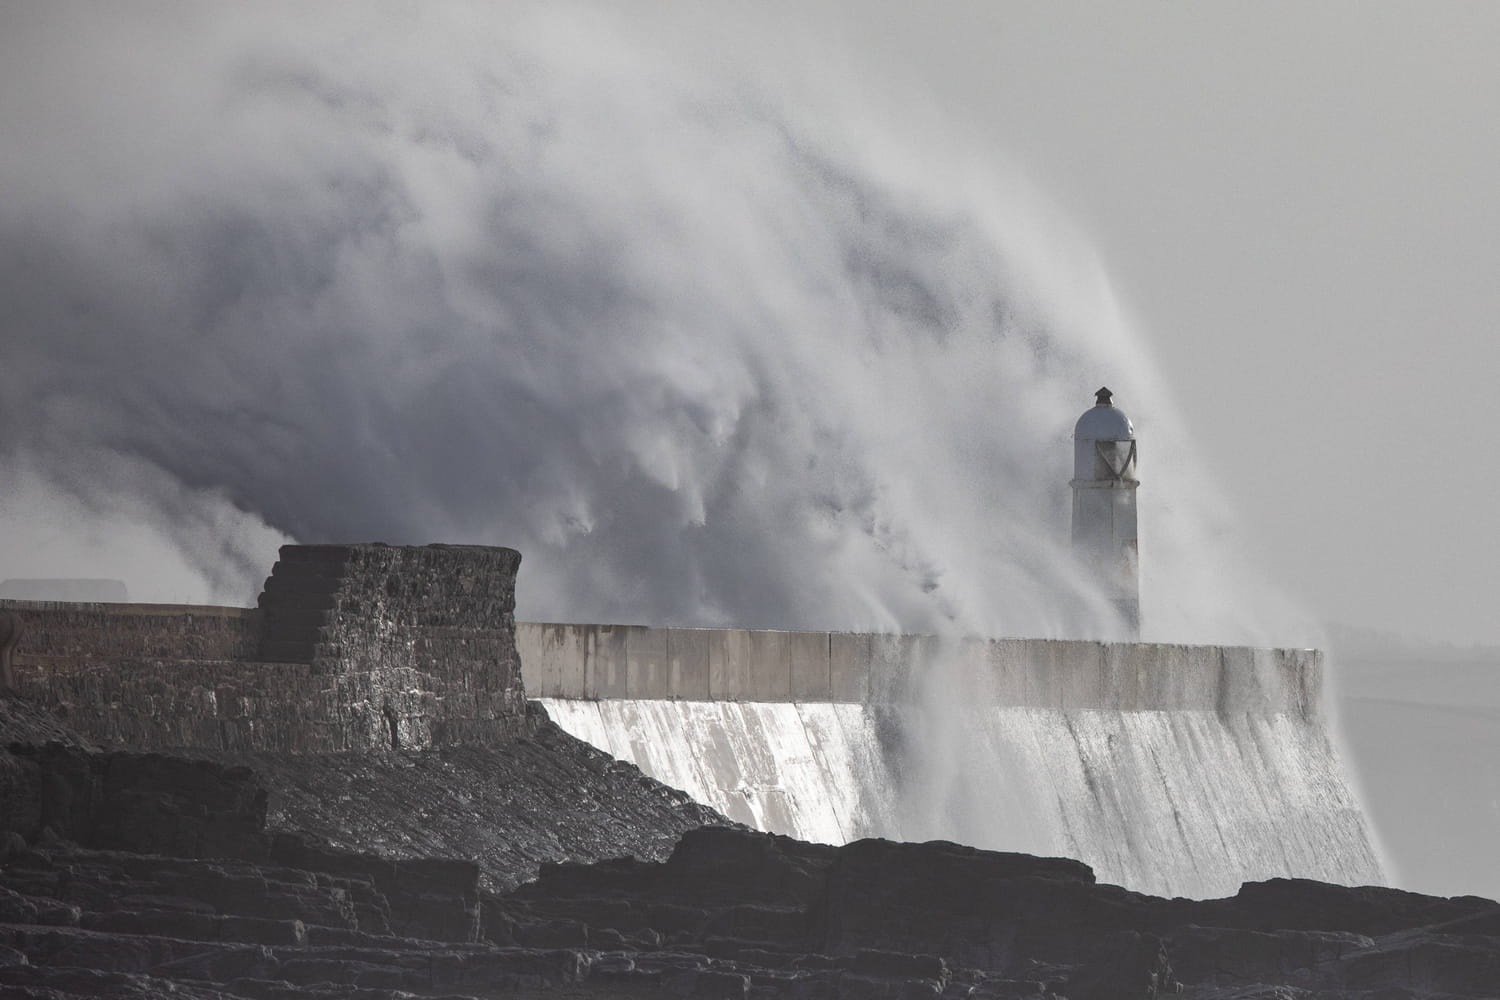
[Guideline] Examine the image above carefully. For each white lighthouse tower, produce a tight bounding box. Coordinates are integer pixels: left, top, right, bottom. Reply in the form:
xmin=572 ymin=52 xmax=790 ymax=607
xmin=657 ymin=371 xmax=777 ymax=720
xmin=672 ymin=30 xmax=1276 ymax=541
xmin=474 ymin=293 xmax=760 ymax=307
xmin=1071 ymin=387 xmax=1140 ymax=636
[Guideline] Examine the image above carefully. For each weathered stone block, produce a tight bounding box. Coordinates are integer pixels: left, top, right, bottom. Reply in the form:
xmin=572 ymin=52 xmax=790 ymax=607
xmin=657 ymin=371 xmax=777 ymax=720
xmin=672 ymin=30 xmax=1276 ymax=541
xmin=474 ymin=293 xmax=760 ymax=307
xmin=710 ymin=630 xmax=792 ymax=701
xmin=623 ymin=626 xmax=671 ymax=699
xmin=517 ymin=623 xmax=586 ymax=698
xmin=829 ymin=633 xmax=870 ymax=703
xmin=588 ymin=626 xmax=632 ymax=700
xmin=666 ymin=629 xmax=712 ymax=700
xmin=788 ymin=632 xmax=831 ymax=702
xmin=1100 ymin=641 xmax=1145 ymax=710
xmin=984 ymin=638 xmax=1028 ymax=705
xmin=1018 ymin=640 xmax=1101 ymax=709
xmin=1220 ymin=646 xmax=1284 ymax=717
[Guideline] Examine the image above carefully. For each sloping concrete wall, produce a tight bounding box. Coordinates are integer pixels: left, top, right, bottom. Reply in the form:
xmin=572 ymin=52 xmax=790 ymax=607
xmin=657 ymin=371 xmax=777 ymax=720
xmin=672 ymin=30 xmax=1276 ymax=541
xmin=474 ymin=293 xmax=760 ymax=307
xmin=519 ymin=623 xmax=1380 ymax=899
xmin=540 ymin=699 xmax=1380 ymax=900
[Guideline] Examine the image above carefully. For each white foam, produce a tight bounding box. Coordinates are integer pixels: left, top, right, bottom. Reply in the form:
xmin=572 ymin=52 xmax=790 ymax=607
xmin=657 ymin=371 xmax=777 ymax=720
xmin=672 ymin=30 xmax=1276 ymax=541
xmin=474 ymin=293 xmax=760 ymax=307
xmin=542 ymin=697 xmax=1383 ymax=899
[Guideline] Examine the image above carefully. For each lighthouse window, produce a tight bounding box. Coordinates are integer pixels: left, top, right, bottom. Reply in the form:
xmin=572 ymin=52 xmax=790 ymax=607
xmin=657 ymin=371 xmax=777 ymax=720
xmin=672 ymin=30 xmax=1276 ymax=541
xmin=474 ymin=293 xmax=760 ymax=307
xmin=1094 ymin=440 xmax=1136 ymax=481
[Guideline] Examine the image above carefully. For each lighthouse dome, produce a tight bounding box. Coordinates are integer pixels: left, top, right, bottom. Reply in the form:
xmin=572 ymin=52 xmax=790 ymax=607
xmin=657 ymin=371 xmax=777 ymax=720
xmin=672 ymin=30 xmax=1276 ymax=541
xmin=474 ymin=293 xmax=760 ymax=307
xmin=1074 ymin=402 xmax=1135 ymax=443
xmin=1073 ymin=387 xmax=1137 ymax=483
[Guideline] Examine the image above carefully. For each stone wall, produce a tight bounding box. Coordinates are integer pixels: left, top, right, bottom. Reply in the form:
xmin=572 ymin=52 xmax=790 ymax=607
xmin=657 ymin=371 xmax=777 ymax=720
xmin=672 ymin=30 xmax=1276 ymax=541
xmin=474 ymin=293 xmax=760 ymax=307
xmin=2 ymin=544 xmax=527 ymax=754
xmin=257 ymin=543 xmax=529 ymax=748
xmin=0 ymin=603 xmax=260 ymax=664
xmin=518 ymin=623 xmax=1321 ymax=719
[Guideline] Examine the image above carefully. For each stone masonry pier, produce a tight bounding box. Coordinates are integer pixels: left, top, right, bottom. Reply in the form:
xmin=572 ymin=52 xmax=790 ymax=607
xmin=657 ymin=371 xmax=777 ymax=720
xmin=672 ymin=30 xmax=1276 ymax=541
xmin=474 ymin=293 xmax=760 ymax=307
xmin=0 ymin=544 xmax=526 ymax=754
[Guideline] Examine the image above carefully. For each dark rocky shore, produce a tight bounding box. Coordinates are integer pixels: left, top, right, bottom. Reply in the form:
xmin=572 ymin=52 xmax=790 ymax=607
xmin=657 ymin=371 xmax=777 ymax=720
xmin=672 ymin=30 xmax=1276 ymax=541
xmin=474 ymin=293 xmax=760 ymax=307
xmin=3 ymin=695 xmax=1499 ymax=1000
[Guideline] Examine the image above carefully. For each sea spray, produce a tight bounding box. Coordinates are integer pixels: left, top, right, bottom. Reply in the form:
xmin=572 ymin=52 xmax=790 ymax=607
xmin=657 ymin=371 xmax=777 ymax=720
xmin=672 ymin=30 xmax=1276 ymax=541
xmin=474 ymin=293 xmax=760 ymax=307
xmin=0 ymin=5 xmax=1303 ymax=644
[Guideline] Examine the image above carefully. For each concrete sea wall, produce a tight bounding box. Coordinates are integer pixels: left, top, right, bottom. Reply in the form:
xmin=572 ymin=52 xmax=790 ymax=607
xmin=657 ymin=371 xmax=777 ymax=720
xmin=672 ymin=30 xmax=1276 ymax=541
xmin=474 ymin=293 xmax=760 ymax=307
xmin=518 ymin=623 xmax=1383 ymax=899
xmin=518 ymin=624 xmax=1321 ymax=712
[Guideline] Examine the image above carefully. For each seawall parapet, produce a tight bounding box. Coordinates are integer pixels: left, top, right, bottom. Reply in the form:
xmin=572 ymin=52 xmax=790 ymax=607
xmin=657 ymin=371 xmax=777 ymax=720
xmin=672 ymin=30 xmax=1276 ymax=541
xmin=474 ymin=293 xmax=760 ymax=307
xmin=517 ymin=623 xmax=1321 ymax=719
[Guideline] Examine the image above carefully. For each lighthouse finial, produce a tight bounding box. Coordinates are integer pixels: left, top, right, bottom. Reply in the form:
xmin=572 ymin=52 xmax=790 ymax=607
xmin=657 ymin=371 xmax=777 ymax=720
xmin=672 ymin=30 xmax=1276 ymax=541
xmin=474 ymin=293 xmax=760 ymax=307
xmin=1094 ymin=386 xmax=1113 ymax=406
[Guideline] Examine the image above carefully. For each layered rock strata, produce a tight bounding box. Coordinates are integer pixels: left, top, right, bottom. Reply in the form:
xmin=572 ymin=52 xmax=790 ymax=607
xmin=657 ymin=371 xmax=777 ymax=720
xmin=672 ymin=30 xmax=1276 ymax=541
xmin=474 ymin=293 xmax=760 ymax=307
xmin=2 ymin=799 xmax=1496 ymax=999
xmin=492 ymin=827 xmax=1500 ymax=998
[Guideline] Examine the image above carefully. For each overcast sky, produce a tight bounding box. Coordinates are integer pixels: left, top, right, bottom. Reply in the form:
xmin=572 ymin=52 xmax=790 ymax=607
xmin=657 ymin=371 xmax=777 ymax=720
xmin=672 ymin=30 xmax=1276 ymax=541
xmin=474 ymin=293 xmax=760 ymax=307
xmin=710 ymin=1 xmax=1500 ymax=645
xmin=3 ymin=2 xmax=1497 ymax=646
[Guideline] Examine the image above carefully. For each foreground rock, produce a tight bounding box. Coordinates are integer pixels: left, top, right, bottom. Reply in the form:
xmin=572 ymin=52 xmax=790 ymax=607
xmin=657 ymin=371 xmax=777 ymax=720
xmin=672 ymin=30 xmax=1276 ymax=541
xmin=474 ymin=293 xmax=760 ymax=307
xmin=3 ymin=815 xmax=1497 ymax=998
xmin=496 ymin=827 xmax=1500 ymax=998
xmin=2 ymin=694 xmax=1496 ymax=998
xmin=0 ymin=711 xmax=731 ymax=895
xmin=214 ymin=718 xmax=730 ymax=893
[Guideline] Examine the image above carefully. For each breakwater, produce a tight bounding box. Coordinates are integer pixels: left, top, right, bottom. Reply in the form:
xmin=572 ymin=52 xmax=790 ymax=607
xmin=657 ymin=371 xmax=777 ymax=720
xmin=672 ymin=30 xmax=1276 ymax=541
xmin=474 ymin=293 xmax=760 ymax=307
xmin=0 ymin=544 xmax=1385 ymax=899
xmin=518 ymin=623 xmax=1383 ymax=899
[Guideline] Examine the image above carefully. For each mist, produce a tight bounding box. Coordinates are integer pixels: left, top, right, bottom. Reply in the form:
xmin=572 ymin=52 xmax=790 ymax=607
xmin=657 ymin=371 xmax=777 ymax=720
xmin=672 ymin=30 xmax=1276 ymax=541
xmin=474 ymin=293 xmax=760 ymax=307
xmin=0 ymin=4 xmax=1305 ymax=644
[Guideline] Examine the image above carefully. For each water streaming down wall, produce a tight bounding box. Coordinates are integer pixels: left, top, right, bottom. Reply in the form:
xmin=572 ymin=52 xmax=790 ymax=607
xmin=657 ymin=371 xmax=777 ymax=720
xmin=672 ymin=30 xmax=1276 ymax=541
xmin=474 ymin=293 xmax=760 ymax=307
xmin=520 ymin=623 xmax=1384 ymax=900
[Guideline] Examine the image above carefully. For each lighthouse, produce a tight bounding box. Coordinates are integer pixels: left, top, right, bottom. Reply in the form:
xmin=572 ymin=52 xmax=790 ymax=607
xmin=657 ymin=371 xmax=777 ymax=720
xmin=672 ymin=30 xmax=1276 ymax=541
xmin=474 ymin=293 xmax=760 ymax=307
xmin=1071 ymin=387 xmax=1140 ymax=636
